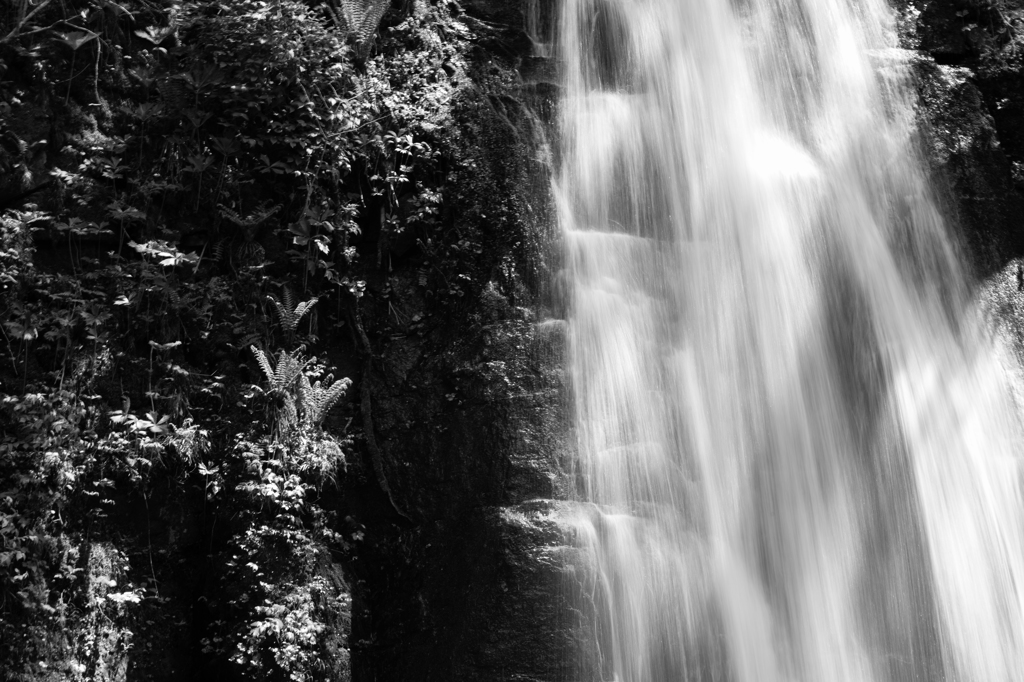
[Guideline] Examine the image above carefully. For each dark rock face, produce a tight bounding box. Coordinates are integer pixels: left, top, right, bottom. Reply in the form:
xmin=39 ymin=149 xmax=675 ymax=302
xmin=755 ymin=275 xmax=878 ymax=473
xmin=460 ymin=0 xmax=528 ymax=27
xmin=898 ymin=0 xmax=1024 ymax=276
xmin=347 ymin=2 xmax=589 ymax=680
xmin=912 ymin=0 xmax=1014 ymax=63
xmin=913 ymin=58 xmax=1024 ymax=274
xmin=353 ymin=501 xmax=596 ymax=681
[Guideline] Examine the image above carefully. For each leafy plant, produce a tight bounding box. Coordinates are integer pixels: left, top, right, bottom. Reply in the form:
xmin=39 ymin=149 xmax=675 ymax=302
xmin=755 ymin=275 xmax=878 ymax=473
xmin=328 ymin=0 xmax=390 ymax=53
xmin=297 ymin=371 xmax=351 ymax=429
xmin=252 ymin=346 xmax=310 ymax=395
xmin=55 ymin=29 xmax=99 ymax=103
xmin=268 ymin=289 xmax=319 ymax=336
xmin=0 ymin=0 xmax=477 ymax=677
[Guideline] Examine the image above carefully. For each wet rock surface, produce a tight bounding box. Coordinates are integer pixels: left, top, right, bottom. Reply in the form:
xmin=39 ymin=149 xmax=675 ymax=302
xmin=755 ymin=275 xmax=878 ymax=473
xmin=898 ymin=0 xmax=1024 ymax=276
xmin=345 ymin=1 xmax=582 ymax=679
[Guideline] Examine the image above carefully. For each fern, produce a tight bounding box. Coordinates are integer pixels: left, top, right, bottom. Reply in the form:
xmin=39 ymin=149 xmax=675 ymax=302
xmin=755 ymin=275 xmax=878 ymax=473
xmin=274 ymin=352 xmax=308 ymax=391
xmin=268 ymin=289 xmax=318 ymax=334
xmin=335 ymin=0 xmax=389 ymax=51
xmin=250 ymin=346 xmax=309 ymax=392
xmin=252 ymin=346 xmax=350 ymax=435
xmin=339 ymin=0 xmax=366 ymax=33
xmin=236 ymin=241 xmax=266 ymax=270
xmin=252 ymin=346 xmax=276 ymax=385
xmin=324 ymin=2 xmax=347 ymax=31
xmin=235 ymin=331 xmax=262 ymax=352
xmin=211 ymin=238 xmax=229 ymax=262
xmin=166 ymin=286 xmax=182 ymax=311
xmin=157 ymin=76 xmax=190 ymax=111
xmin=293 ymin=298 xmax=318 ymax=327
xmin=218 ymin=203 xmax=280 ymax=227
xmin=357 ymin=0 xmax=388 ymax=45
xmin=298 ymin=373 xmax=352 ymax=427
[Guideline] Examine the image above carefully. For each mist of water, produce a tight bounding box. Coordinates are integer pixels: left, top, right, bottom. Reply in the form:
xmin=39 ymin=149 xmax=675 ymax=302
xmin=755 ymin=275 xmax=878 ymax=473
xmin=555 ymin=1 xmax=1024 ymax=680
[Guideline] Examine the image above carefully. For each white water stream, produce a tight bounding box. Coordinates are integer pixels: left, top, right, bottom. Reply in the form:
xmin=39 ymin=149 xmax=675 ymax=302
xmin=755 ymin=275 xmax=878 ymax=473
xmin=556 ymin=1 xmax=1024 ymax=680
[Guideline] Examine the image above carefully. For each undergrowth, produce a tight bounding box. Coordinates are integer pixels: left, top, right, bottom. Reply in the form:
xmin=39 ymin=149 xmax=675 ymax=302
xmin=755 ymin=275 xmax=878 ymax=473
xmin=0 ymin=0 xmax=476 ymax=678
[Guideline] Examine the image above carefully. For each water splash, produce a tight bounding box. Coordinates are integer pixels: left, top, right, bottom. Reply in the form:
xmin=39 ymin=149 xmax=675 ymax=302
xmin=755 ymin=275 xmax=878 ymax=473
xmin=556 ymin=1 xmax=1024 ymax=681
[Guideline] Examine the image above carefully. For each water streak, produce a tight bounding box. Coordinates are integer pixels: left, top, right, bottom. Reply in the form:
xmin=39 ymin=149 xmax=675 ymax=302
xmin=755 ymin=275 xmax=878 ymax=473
xmin=556 ymin=1 xmax=1024 ymax=680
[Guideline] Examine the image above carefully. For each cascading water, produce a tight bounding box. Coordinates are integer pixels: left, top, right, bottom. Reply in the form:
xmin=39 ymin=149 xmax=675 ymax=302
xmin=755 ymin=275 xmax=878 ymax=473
xmin=556 ymin=0 xmax=1024 ymax=680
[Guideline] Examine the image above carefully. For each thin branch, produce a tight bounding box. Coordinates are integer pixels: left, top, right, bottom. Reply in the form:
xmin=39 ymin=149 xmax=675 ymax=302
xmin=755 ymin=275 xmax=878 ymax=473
xmin=1 ymin=0 xmax=52 ymax=43
xmin=3 ymin=18 xmax=91 ymax=43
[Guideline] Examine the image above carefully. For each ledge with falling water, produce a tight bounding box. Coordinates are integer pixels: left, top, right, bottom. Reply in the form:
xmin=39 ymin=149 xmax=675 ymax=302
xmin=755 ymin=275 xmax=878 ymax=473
xmin=553 ymin=0 xmax=1024 ymax=681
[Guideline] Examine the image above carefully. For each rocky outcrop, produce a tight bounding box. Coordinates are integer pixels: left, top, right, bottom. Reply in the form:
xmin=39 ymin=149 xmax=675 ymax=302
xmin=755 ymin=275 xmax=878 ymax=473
xmin=912 ymin=57 xmax=1024 ymax=273
xmin=344 ymin=1 xmax=587 ymax=679
xmin=898 ymin=0 xmax=1024 ymax=277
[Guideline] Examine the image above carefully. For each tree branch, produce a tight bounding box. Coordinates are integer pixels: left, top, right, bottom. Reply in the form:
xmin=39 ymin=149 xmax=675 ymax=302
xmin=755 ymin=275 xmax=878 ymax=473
xmin=1 ymin=0 xmax=53 ymax=44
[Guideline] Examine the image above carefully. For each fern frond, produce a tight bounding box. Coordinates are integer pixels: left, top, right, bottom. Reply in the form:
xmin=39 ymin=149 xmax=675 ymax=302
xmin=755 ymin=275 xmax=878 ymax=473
xmin=268 ymin=296 xmax=296 ymax=333
xmin=212 ymin=238 xmax=229 ymax=262
xmin=338 ymin=0 xmax=388 ymax=50
xmin=281 ymin=286 xmax=296 ymax=315
xmin=219 ymin=203 xmax=243 ymax=226
xmin=272 ymin=350 xmax=306 ymax=391
xmin=219 ymin=203 xmax=280 ymax=227
xmin=340 ymin=0 xmax=367 ymax=30
xmin=293 ymin=297 xmax=319 ymax=326
xmin=237 ymin=332 xmax=262 ymax=351
xmin=267 ymin=291 xmax=318 ymax=334
xmin=297 ymin=372 xmax=314 ymax=422
xmin=167 ymin=287 xmax=181 ymax=310
xmin=251 ymin=346 xmax=275 ymax=384
xmin=299 ymin=373 xmax=352 ymax=427
xmin=324 ymin=2 xmax=347 ymax=31
xmin=358 ymin=0 xmax=388 ymax=44
xmin=251 ymin=346 xmax=308 ymax=392
xmin=316 ymin=376 xmax=352 ymax=423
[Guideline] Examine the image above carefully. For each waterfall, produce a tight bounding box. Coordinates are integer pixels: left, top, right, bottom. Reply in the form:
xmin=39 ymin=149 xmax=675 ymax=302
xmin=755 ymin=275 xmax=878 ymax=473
xmin=556 ymin=1 xmax=1024 ymax=681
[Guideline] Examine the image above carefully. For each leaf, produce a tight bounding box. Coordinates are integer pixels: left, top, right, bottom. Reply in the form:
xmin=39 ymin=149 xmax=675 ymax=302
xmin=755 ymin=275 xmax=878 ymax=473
xmin=159 ymin=252 xmax=199 ymax=267
xmin=141 ymin=413 xmax=171 ymax=434
xmin=56 ymin=31 xmax=98 ymax=51
xmin=129 ymin=66 xmax=157 ymax=87
xmin=251 ymin=346 xmax=275 ymax=385
xmin=134 ymin=26 xmax=175 ymax=45
xmin=109 ymin=411 xmax=136 ymax=427
xmin=183 ymin=110 xmax=212 ymax=129
xmin=197 ymin=462 xmax=220 ymax=476
xmin=2 ymin=321 xmax=36 ymax=341
xmin=209 ymin=136 xmax=241 ymax=157
xmin=99 ymin=0 xmax=134 ymax=19
xmin=107 ymin=591 xmax=141 ymax=604
xmin=186 ymin=153 xmax=213 ymax=171
xmin=288 ymin=219 xmax=312 ymax=245
xmin=184 ymin=64 xmax=225 ymax=91
xmin=106 ymin=201 xmax=146 ymax=222
xmin=130 ymin=240 xmax=200 ymax=267
xmin=133 ymin=102 xmax=164 ymax=121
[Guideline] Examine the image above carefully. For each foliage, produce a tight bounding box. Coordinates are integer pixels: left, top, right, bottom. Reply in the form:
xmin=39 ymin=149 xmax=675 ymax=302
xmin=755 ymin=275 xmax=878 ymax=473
xmin=268 ymin=290 xmax=319 ymax=336
xmin=0 ymin=0 xmax=487 ymax=676
xmin=200 ymin=317 xmax=350 ymax=681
